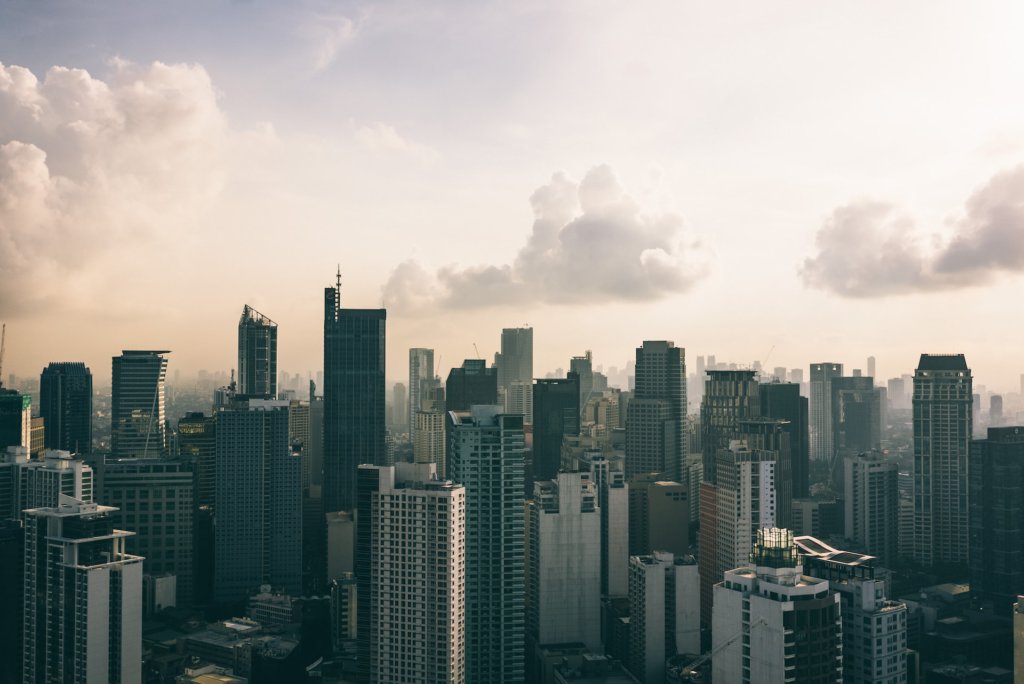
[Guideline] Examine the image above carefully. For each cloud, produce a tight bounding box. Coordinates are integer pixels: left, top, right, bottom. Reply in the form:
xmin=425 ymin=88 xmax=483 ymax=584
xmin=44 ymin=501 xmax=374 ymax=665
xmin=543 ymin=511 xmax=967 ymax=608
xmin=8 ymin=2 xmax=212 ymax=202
xmin=311 ymin=14 xmax=357 ymax=71
xmin=801 ymin=165 xmax=1024 ymax=297
xmin=354 ymin=122 xmax=438 ymax=162
xmin=382 ymin=165 xmax=709 ymax=312
xmin=0 ymin=60 xmax=227 ymax=316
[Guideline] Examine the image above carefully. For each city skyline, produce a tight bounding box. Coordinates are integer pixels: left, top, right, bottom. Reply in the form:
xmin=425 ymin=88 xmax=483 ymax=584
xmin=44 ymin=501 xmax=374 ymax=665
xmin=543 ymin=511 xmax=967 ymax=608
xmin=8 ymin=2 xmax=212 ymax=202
xmin=3 ymin=3 xmax=1024 ymax=388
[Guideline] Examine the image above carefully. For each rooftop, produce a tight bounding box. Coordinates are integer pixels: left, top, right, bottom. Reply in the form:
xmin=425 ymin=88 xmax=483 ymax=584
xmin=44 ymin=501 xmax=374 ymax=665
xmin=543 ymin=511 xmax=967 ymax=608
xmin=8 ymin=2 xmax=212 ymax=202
xmin=917 ymin=354 xmax=968 ymax=371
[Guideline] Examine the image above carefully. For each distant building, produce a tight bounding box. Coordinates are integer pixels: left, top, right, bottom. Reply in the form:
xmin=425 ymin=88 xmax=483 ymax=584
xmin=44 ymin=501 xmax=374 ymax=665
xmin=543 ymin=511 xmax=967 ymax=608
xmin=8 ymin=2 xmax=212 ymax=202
xmin=533 ymin=374 xmax=581 ymax=482
xmin=23 ymin=496 xmax=143 ymax=684
xmin=177 ymin=412 xmax=216 ymax=508
xmin=0 ymin=447 xmax=93 ymax=518
xmin=628 ymin=552 xmax=699 ymax=684
xmin=810 ymin=362 xmax=843 ymax=463
xmin=392 ymin=382 xmax=408 ymax=429
xmin=760 ymin=382 xmax=809 ymax=498
xmin=448 ymin=406 xmax=526 ymax=683
xmin=831 ymin=376 xmax=882 ymax=460
xmin=237 ymin=305 xmax=278 ymax=398
xmin=39 ymin=362 xmax=92 ymax=453
xmin=323 ymin=273 xmax=386 ymax=513
xmin=356 ymin=463 xmax=465 ymax=684
xmin=497 ymin=327 xmax=533 ymax=397
xmin=913 ymin=354 xmax=972 ymax=567
xmin=408 ymin=347 xmax=435 ymax=441
xmin=445 ymin=359 xmax=498 ymax=412
xmin=700 ymin=370 xmax=758 ymax=484
xmin=571 ymin=351 xmax=596 ymax=408
xmin=506 ymin=380 xmax=534 ymax=425
xmin=626 ymin=341 xmax=686 ymax=482
xmin=627 ymin=475 xmax=688 ymax=557
xmin=969 ymin=426 xmax=1024 ymax=613
xmin=712 ymin=528 xmax=842 ymax=684
xmin=580 ymin=452 xmax=629 ymax=597
xmin=843 ymin=451 xmax=899 ymax=565
xmin=0 ymin=389 xmax=30 ymax=452
xmin=111 ymin=350 xmax=169 ymax=458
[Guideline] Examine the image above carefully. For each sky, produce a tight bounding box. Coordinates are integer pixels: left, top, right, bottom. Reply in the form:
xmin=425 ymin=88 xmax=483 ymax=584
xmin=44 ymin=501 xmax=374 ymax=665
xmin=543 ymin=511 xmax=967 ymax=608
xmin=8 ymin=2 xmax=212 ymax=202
xmin=2 ymin=1 xmax=1024 ymax=391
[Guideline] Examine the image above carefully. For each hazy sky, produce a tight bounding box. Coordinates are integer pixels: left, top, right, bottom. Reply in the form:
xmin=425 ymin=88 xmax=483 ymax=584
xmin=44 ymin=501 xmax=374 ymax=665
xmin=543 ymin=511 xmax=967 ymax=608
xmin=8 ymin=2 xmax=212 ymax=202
xmin=3 ymin=1 xmax=1024 ymax=391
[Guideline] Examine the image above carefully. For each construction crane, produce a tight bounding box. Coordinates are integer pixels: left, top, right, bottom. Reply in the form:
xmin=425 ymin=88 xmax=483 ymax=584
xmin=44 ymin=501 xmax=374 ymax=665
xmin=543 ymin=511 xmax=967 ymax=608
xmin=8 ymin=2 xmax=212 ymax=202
xmin=0 ymin=323 xmax=6 ymax=388
xmin=472 ymin=343 xmax=482 ymax=360
xmin=672 ymin=617 xmax=769 ymax=680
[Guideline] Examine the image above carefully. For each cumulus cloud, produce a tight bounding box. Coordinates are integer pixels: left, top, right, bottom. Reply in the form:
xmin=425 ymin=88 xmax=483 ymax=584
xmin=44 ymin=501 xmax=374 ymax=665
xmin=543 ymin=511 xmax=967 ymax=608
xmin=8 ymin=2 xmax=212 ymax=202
xmin=382 ymin=165 xmax=709 ymax=312
xmin=354 ymin=122 xmax=438 ymax=162
xmin=0 ymin=60 xmax=226 ymax=315
xmin=801 ymin=165 xmax=1024 ymax=297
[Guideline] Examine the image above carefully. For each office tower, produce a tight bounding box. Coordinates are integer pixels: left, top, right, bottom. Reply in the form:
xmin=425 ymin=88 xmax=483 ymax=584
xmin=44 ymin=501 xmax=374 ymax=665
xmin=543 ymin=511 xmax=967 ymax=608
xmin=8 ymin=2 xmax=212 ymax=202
xmin=626 ymin=341 xmax=686 ymax=482
xmin=111 ymin=350 xmax=169 ymax=458
xmin=23 ymin=496 xmax=143 ymax=684
xmin=214 ymin=400 xmax=302 ymax=603
xmin=323 ymin=272 xmax=386 ymax=513
xmin=0 ymin=389 xmax=30 ymax=452
xmin=887 ymin=377 xmax=906 ymax=411
xmin=579 ymin=452 xmax=629 ymax=597
xmin=177 ymin=412 xmax=216 ymax=507
xmin=526 ymin=472 xmax=602 ymax=668
xmin=237 ymin=305 xmax=278 ymax=398
xmin=570 ymin=350 xmax=595 ymax=407
xmin=628 ymin=552 xmax=700 ymax=684
xmin=414 ymin=408 xmax=447 ymax=475
xmin=831 ymin=376 xmax=882 ymax=460
xmin=789 ymin=368 xmax=804 ymax=385
xmin=712 ymin=528 xmax=842 ymax=684
xmin=842 ymin=451 xmax=898 ymax=565
xmin=0 ymin=519 xmax=23 ymax=684
xmin=356 ymin=463 xmax=465 ymax=684
xmin=867 ymin=356 xmax=877 ymax=380
xmin=990 ymin=395 xmax=1003 ymax=425
xmin=29 ymin=417 xmax=44 ymax=458
xmin=627 ymin=475 xmax=689 ymax=557
xmin=809 ymin=362 xmax=843 ymax=462
xmin=409 ymin=348 xmax=435 ymax=441
xmin=969 ymin=427 xmax=1024 ymax=613
xmin=497 ymin=327 xmax=533 ymax=394
xmin=796 ymin=536 xmax=906 ymax=684
xmin=0 ymin=448 xmax=93 ymax=518
xmin=772 ymin=366 xmax=787 ymax=382
xmin=698 ymin=440 xmax=777 ymax=629
xmin=448 ymin=406 xmax=525 ymax=683
xmin=38 ymin=362 xmax=92 ymax=454
xmin=445 ymin=359 xmax=498 ymax=411
xmin=760 ymin=382 xmax=810 ymax=498
xmin=699 ymin=369 xmax=758 ymax=483
xmin=913 ymin=354 xmax=972 ymax=567
xmin=505 ymin=380 xmax=534 ymax=424
xmin=392 ymin=382 xmax=408 ymax=429
xmin=740 ymin=418 xmax=793 ymax=529
xmin=532 ymin=373 xmax=580 ymax=482
xmin=94 ymin=456 xmax=195 ymax=606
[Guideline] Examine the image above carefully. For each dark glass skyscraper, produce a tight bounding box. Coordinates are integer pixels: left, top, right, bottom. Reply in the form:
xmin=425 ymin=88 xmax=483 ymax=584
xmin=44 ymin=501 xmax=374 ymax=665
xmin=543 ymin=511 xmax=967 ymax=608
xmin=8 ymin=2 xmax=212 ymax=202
xmin=39 ymin=362 xmax=92 ymax=454
xmin=111 ymin=350 xmax=169 ymax=458
xmin=532 ymin=373 xmax=580 ymax=482
xmin=323 ymin=273 xmax=386 ymax=513
xmin=445 ymin=359 xmax=498 ymax=412
xmin=700 ymin=369 xmax=758 ymax=484
xmin=760 ymin=382 xmax=809 ymax=498
xmin=237 ymin=305 xmax=278 ymax=398
xmin=625 ymin=341 xmax=686 ymax=482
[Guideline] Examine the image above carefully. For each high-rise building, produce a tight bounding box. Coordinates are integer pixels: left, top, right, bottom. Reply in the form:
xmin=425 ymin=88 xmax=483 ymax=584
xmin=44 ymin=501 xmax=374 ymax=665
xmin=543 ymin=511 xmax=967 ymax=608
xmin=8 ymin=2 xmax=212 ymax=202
xmin=214 ymin=400 xmax=302 ymax=603
xmin=445 ymin=359 xmax=498 ymax=412
xmin=699 ymin=369 xmax=758 ymax=483
xmin=0 ymin=448 xmax=93 ymax=518
xmin=809 ymin=362 xmax=843 ymax=463
xmin=448 ymin=406 xmax=525 ymax=683
xmin=579 ymin=452 xmax=629 ymax=597
xmin=526 ymin=472 xmax=602 ymax=670
xmin=177 ymin=412 xmax=216 ymax=507
xmin=628 ymin=552 xmax=700 ymax=684
xmin=94 ymin=456 xmax=195 ymax=606
xmin=111 ymin=350 xmax=169 ymax=458
xmin=39 ymin=362 xmax=92 ymax=453
xmin=408 ymin=348 xmax=435 ymax=441
xmin=356 ymin=463 xmax=465 ymax=684
xmin=831 ymin=376 xmax=882 ymax=460
xmin=913 ymin=354 xmax=972 ymax=567
xmin=505 ymin=380 xmax=534 ymax=425
xmin=627 ymin=341 xmax=686 ymax=482
xmin=323 ymin=272 xmax=386 ymax=513
xmin=867 ymin=356 xmax=876 ymax=380
xmin=570 ymin=351 xmax=595 ymax=408
xmin=969 ymin=426 xmax=1024 ymax=613
xmin=0 ymin=389 xmax=30 ymax=452
xmin=699 ymin=440 xmax=777 ymax=629
xmin=760 ymin=382 xmax=809 ymax=498
xmin=23 ymin=496 xmax=143 ymax=684
xmin=712 ymin=528 xmax=842 ymax=684
xmin=0 ymin=519 xmax=23 ymax=684
xmin=740 ymin=418 xmax=793 ymax=529
xmin=627 ymin=475 xmax=689 ymax=557
xmin=843 ymin=451 xmax=899 ymax=565
xmin=497 ymin=327 xmax=533 ymax=396
xmin=237 ymin=305 xmax=278 ymax=398
xmin=532 ymin=374 xmax=580 ymax=482
xmin=392 ymin=382 xmax=408 ymax=429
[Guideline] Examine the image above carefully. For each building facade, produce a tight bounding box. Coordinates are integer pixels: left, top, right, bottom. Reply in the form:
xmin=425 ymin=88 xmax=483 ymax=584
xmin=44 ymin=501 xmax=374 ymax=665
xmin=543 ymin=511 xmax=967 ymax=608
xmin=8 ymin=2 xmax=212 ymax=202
xmin=843 ymin=451 xmax=899 ymax=565
xmin=111 ymin=350 xmax=169 ymax=458
xmin=39 ymin=362 xmax=92 ymax=454
xmin=408 ymin=347 xmax=435 ymax=441
xmin=700 ymin=369 xmax=758 ymax=484
xmin=626 ymin=341 xmax=686 ymax=482
xmin=532 ymin=374 xmax=580 ymax=482
xmin=237 ymin=305 xmax=278 ymax=398
xmin=628 ymin=552 xmax=700 ymax=684
xmin=810 ymin=362 xmax=843 ymax=463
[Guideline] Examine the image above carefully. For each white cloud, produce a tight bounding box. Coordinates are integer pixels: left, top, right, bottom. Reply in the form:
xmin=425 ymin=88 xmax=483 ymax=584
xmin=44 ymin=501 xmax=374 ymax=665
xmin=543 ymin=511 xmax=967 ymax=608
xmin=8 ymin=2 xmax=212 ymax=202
xmin=311 ymin=14 xmax=357 ymax=71
xmin=382 ymin=164 xmax=709 ymax=312
xmin=354 ymin=122 xmax=439 ymax=162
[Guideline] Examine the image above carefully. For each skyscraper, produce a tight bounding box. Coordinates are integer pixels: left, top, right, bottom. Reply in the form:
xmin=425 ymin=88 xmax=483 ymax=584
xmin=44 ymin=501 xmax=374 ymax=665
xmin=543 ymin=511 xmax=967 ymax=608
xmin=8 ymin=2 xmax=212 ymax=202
xmin=809 ymin=362 xmax=843 ymax=462
xmin=23 ymin=496 xmax=143 ymax=684
xmin=0 ymin=389 xmax=30 ymax=452
xmin=531 ymin=373 xmax=580 ymax=482
xmin=913 ymin=354 xmax=972 ymax=567
xmin=570 ymin=351 xmax=595 ymax=407
xmin=237 ymin=305 xmax=278 ymax=398
xmin=0 ymin=448 xmax=93 ymax=518
xmin=969 ymin=426 xmax=1024 ymax=613
xmin=392 ymin=382 xmax=408 ymax=429
xmin=214 ymin=400 xmax=302 ymax=603
xmin=843 ymin=451 xmax=899 ymax=566
xmin=760 ymin=382 xmax=809 ymax=498
xmin=177 ymin=412 xmax=216 ymax=507
xmin=627 ymin=552 xmax=700 ymax=684
xmin=831 ymin=376 xmax=882 ymax=459
xmin=111 ymin=350 xmax=169 ymax=458
xmin=448 ymin=406 xmax=526 ymax=683
xmin=497 ymin=327 xmax=533 ymax=395
xmin=445 ymin=359 xmax=498 ymax=412
xmin=626 ymin=341 xmax=686 ymax=482
xmin=579 ymin=452 xmax=629 ymax=597
xmin=38 ymin=362 xmax=92 ymax=453
xmin=356 ymin=463 xmax=465 ymax=684
xmin=409 ymin=348 xmax=435 ymax=440
xmin=699 ymin=369 xmax=758 ymax=483
xmin=323 ymin=272 xmax=386 ymax=513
